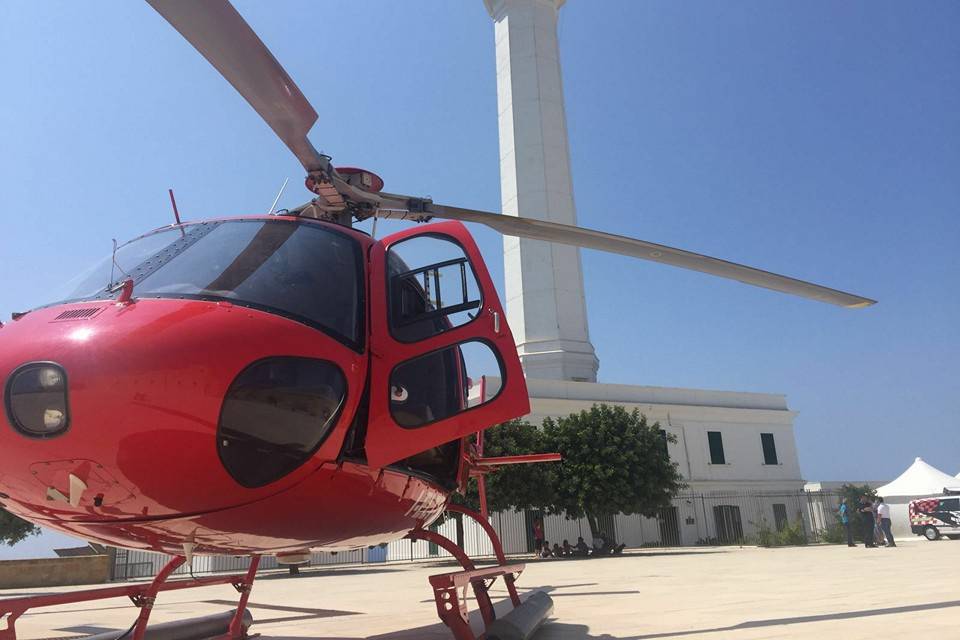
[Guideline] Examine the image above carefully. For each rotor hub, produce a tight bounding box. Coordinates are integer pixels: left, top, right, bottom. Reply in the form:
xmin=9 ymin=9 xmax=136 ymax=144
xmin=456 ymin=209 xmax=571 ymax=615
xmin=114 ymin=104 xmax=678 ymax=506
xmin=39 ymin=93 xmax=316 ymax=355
xmin=335 ymin=167 xmax=384 ymax=193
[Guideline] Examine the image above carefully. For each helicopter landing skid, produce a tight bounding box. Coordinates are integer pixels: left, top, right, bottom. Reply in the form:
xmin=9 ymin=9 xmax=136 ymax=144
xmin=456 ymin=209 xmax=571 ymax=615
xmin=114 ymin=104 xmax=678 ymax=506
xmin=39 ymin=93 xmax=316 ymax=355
xmin=0 ymin=555 xmax=260 ymax=640
xmin=407 ymin=505 xmax=553 ymax=640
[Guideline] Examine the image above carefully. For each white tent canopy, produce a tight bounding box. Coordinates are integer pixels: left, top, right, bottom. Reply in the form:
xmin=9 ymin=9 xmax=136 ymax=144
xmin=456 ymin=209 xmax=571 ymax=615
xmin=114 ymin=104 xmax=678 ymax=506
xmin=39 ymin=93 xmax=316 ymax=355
xmin=876 ymin=457 xmax=960 ymax=497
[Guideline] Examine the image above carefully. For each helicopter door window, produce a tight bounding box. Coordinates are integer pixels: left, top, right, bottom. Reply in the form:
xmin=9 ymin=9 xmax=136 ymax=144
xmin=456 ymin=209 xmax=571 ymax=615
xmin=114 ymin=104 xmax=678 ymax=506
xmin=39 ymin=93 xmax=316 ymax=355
xmin=389 ymin=340 xmax=503 ymax=429
xmin=387 ymin=235 xmax=482 ymax=343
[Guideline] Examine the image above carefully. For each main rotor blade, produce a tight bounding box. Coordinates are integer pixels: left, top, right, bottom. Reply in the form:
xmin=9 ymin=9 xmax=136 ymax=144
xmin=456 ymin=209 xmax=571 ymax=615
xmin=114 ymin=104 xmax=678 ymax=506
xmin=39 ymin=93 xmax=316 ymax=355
xmin=147 ymin=0 xmax=328 ymax=173
xmin=374 ymin=198 xmax=875 ymax=308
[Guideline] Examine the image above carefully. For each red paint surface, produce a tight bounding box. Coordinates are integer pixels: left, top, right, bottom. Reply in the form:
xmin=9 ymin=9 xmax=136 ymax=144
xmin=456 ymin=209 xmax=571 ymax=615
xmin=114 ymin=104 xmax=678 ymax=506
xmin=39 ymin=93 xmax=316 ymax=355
xmin=0 ymin=216 xmax=530 ymax=556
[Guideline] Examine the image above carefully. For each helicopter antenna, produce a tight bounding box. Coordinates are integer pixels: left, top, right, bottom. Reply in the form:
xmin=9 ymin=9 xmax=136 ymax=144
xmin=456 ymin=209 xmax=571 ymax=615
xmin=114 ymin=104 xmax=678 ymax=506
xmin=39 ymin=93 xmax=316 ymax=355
xmin=168 ymin=189 xmax=183 ymax=225
xmin=108 ymin=239 xmax=131 ymax=290
xmin=109 ymin=239 xmax=116 ymax=288
xmin=267 ymin=178 xmax=290 ymax=214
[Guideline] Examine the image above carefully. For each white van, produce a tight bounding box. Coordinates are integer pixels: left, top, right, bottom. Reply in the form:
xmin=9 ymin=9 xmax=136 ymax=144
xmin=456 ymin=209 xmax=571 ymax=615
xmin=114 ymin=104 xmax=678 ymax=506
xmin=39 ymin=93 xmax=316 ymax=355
xmin=909 ymin=496 xmax=960 ymax=541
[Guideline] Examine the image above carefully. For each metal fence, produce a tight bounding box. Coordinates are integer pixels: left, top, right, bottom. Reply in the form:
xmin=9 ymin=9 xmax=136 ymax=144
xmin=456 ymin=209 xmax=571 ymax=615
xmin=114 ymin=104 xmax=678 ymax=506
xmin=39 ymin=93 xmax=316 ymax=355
xmin=111 ymin=490 xmax=843 ymax=580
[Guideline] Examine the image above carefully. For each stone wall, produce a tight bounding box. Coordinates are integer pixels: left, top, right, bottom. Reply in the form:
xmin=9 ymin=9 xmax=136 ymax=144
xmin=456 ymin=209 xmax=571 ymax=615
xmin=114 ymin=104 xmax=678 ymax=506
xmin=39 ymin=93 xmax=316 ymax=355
xmin=0 ymin=555 xmax=110 ymax=588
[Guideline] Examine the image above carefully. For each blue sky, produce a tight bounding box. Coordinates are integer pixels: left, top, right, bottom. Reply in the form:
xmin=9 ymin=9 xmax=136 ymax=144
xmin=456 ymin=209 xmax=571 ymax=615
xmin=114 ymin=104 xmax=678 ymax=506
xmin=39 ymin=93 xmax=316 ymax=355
xmin=1 ymin=2 xmax=958 ymax=557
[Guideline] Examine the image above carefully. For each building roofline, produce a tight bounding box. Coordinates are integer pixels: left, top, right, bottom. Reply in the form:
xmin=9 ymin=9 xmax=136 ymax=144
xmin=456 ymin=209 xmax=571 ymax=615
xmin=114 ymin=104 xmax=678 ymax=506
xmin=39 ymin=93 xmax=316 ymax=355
xmin=488 ymin=377 xmax=790 ymax=411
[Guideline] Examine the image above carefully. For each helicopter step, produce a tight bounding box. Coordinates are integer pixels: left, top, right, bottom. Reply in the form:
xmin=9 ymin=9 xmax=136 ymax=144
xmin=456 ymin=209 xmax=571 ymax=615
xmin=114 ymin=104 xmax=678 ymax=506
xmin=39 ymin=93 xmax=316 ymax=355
xmin=0 ymin=556 xmax=260 ymax=640
xmin=407 ymin=505 xmax=553 ymax=640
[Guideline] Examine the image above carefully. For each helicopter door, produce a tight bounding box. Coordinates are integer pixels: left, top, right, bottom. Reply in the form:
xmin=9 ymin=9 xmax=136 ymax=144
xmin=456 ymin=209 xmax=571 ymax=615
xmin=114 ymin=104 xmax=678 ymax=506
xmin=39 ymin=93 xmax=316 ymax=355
xmin=365 ymin=221 xmax=529 ymax=468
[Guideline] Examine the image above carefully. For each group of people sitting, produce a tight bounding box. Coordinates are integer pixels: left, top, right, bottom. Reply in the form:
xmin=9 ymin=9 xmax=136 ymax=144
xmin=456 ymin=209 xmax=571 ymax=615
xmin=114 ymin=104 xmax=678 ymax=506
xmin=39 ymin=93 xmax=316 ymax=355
xmin=536 ymin=533 xmax=626 ymax=559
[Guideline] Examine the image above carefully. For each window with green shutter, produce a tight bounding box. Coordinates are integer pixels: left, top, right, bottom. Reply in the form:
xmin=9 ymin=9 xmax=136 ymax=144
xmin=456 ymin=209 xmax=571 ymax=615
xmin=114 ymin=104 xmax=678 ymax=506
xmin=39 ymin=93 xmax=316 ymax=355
xmin=707 ymin=431 xmax=725 ymax=465
xmin=761 ymin=433 xmax=778 ymax=465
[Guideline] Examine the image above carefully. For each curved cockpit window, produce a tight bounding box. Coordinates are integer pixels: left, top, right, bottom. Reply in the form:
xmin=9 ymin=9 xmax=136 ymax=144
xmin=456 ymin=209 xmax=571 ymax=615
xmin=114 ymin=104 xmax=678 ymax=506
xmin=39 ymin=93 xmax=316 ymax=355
xmin=41 ymin=220 xmax=364 ymax=350
xmin=219 ymin=357 xmax=347 ymax=488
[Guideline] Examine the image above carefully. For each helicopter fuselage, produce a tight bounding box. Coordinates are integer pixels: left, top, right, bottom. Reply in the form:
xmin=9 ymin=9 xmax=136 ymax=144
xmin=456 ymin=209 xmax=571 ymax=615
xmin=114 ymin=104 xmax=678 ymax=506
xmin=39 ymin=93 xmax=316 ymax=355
xmin=0 ymin=214 xmax=528 ymax=556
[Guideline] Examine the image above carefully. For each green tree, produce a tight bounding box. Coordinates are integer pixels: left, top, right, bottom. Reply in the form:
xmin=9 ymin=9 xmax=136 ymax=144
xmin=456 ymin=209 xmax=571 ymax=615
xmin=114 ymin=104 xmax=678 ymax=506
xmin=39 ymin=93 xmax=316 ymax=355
xmin=465 ymin=406 xmax=685 ymax=541
xmin=0 ymin=508 xmax=40 ymax=546
xmin=541 ymin=404 xmax=685 ymax=538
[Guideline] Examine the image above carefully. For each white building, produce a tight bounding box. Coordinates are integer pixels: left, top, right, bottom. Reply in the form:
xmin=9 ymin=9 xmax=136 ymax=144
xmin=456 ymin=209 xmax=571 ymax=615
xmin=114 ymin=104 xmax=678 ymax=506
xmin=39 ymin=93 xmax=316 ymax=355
xmin=481 ymin=377 xmax=810 ymax=546
xmin=489 ymin=377 xmax=804 ymax=494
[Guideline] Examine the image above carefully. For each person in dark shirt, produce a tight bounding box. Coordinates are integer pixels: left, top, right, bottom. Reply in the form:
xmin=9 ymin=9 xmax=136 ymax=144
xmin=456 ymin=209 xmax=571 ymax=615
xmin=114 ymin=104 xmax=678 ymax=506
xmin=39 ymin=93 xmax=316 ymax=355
xmin=574 ymin=536 xmax=591 ymax=556
xmin=858 ymin=495 xmax=877 ymax=548
xmin=562 ymin=539 xmax=573 ymax=556
xmin=552 ymin=542 xmax=564 ymax=558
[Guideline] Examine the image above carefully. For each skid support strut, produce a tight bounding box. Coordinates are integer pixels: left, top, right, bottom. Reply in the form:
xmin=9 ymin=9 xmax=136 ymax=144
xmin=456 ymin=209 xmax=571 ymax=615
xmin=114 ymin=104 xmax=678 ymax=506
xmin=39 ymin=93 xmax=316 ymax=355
xmin=0 ymin=555 xmax=261 ymax=640
xmin=130 ymin=555 xmax=185 ymax=640
xmin=446 ymin=504 xmax=521 ymax=608
xmin=228 ymin=555 xmax=261 ymax=639
xmin=407 ymin=505 xmax=531 ymax=640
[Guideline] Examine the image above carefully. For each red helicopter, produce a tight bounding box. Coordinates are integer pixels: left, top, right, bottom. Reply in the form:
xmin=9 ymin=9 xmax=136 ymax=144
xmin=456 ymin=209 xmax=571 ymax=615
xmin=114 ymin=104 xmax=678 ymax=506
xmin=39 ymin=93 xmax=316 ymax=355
xmin=0 ymin=2 xmax=875 ymax=639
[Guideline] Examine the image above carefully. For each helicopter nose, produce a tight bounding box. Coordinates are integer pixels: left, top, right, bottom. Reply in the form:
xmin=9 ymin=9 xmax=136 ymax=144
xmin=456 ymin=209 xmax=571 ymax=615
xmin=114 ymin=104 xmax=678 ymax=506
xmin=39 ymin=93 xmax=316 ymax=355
xmin=0 ymin=297 xmax=364 ymax=525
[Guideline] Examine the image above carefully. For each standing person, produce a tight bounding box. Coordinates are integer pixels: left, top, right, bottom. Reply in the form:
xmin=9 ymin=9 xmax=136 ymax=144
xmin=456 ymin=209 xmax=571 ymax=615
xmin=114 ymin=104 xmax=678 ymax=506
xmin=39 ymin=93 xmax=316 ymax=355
xmin=876 ymin=497 xmax=896 ymax=547
xmin=858 ymin=495 xmax=876 ymax=548
xmin=874 ymin=508 xmax=887 ymax=546
xmin=839 ymin=498 xmax=855 ymax=547
xmin=532 ymin=517 xmax=544 ymax=556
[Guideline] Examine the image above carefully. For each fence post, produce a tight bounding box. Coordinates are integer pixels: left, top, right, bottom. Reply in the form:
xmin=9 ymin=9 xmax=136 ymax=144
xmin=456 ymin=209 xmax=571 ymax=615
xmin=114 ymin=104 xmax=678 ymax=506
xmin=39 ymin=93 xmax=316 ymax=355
xmin=798 ymin=491 xmax=809 ymax=542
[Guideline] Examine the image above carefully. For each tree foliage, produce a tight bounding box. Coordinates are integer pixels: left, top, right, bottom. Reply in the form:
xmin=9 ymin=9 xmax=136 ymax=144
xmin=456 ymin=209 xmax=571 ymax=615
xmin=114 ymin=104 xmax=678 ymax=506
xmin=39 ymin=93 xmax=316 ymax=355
xmin=0 ymin=508 xmax=40 ymax=546
xmin=542 ymin=404 xmax=685 ymax=536
xmin=466 ymin=404 xmax=685 ymax=539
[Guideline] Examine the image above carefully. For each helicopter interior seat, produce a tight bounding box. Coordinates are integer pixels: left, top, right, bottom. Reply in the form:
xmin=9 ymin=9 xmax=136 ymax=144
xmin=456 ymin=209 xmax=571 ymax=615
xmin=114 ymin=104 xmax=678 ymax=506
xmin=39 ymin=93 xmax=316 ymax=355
xmin=390 ymin=404 xmax=435 ymax=429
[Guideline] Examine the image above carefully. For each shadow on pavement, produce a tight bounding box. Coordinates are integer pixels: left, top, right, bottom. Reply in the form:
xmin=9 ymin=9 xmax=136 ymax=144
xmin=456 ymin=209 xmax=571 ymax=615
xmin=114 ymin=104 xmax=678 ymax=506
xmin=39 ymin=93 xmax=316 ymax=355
xmin=257 ymin=596 xmax=518 ymax=640
xmin=273 ymin=598 xmax=960 ymax=640
xmin=545 ymin=599 xmax=960 ymax=640
xmin=536 ymin=624 xmax=630 ymax=639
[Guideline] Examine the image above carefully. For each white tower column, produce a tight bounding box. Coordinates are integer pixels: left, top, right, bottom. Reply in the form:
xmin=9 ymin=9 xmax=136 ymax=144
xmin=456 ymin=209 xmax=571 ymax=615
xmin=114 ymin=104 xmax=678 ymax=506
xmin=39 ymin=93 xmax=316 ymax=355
xmin=484 ymin=0 xmax=599 ymax=382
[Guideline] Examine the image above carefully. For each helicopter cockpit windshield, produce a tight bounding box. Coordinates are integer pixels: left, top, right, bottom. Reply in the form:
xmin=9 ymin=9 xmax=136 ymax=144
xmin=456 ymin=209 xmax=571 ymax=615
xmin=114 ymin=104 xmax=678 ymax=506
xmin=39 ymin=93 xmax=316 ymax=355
xmin=41 ymin=219 xmax=364 ymax=349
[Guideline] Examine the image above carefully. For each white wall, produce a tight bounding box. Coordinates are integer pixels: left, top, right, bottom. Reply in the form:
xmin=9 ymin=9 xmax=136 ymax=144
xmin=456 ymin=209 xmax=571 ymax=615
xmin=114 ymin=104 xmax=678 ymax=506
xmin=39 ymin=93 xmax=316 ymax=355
xmin=678 ymin=420 xmax=801 ymax=485
xmin=502 ymin=378 xmax=805 ymax=492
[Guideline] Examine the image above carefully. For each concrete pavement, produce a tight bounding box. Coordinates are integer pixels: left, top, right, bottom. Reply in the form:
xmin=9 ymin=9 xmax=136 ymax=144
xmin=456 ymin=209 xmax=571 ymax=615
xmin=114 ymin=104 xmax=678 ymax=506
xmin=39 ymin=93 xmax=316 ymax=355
xmin=2 ymin=539 xmax=958 ymax=639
